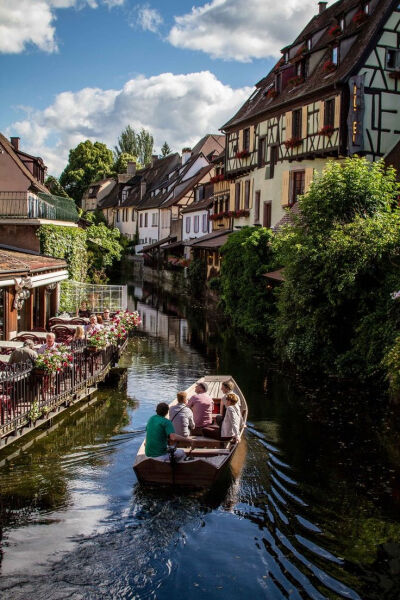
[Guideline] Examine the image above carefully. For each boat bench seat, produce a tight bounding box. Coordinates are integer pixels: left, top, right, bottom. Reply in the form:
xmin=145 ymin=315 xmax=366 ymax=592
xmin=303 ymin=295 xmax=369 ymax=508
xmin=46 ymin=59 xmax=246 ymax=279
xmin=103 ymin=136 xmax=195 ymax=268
xmin=181 ymin=448 xmax=231 ymax=457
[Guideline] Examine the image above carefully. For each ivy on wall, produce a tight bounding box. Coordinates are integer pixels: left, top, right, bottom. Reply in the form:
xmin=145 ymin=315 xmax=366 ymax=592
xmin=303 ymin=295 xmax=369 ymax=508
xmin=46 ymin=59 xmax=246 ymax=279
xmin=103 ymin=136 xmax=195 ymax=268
xmin=37 ymin=225 xmax=88 ymax=282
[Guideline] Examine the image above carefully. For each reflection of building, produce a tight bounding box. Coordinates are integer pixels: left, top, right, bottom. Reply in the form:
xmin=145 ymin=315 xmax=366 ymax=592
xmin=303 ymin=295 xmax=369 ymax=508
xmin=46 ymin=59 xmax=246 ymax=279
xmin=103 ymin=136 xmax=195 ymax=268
xmin=137 ymin=300 xmax=191 ymax=349
xmin=0 ymin=246 xmax=68 ymax=340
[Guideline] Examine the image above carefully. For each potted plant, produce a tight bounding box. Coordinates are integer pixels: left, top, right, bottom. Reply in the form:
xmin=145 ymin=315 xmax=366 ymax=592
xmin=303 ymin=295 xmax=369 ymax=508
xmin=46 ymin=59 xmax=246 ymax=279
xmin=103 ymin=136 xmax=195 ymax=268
xmin=329 ymin=24 xmax=341 ymax=36
xmin=319 ymin=124 xmax=334 ymax=136
xmin=35 ymin=344 xmax=73 ymax=374
xmin=284 ymin=137 xmax=303 ymax=149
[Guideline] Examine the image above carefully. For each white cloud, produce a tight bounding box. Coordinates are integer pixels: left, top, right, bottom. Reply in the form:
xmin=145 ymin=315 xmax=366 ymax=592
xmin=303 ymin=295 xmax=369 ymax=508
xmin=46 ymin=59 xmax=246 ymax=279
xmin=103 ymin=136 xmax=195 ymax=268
xmin=135 ymin=4 xmax=162 ymax=32
xmin=7 ymin=72 xmax=251 ymax=175
xmin=168 ymin=0 xmax=324 ymax=62
xmin=0 ymin=0 xmax=124 ymax=54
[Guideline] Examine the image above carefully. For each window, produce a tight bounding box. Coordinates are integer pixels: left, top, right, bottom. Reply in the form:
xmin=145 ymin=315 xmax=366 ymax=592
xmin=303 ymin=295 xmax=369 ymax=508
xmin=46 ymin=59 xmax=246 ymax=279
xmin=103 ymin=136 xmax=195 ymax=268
xmin=270 ymin=145 xmax=278 ymax=179
xmin=139 ymin=213 xmax=143 ymax=227
xmin=144 ymin=213 xmax=148 ymax=227
xmin=263 ymin=202 xmax=272 ymax=228
xmin=307 ymin=38 xmax=312 ymax=50
xmin=364 ymin=1 xmax=370 ymax=14
xmin=152 ymin=212 xmax=158 ymax=226
xmin=243 ymin=128 xmax=250 ymax=151
xmin=202 ymin=214 xmax=208 ymax=232
xmin=292 ymin=109 xmax=302 ymax=139
xmin=290 ymin=171 xmax=305 ymax=206
xmin=325 ymin=98 xmax=335 ymax=127
xmin=244 ymin=180 xmax=250 ymax=209
xmin=254 ymin=191 xmax=261 ymax=222
xmin=258 ymin=137 xmax=266 ymax=168
xmin=235 ymin=182 xmax=241 ymax=211
xmin=186 ymin=217 xmax=191 ymax=234
xmin=340 ymin=16 xmax=345 ymax=31
xmin=194 ymin=215 xmax=199 ymax=233
xmin=332 ymin=46 xmax=339 ymax=65
xmin=116 ymin=210 xmax=120 ymax=223
xmin=386 ymin=48 xmax=400 ymax=70
xmin=131 ymin=209 xmax=135 ymax=221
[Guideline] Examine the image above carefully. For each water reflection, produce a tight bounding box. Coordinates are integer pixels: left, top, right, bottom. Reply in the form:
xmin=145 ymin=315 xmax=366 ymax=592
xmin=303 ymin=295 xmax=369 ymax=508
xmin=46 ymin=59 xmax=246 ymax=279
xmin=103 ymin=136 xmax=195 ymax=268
xmin=0 ymin=279 xmax=399 ymax=599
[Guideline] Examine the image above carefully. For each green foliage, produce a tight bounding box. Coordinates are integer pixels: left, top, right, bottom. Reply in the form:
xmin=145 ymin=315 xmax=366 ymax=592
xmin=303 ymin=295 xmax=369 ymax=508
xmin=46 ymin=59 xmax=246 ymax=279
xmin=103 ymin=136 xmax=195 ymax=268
xmin=37 ymin=225 xmax=88 ymax=281
xmin=219 ymin=227 xmax=275 ymax=337
xmin=273 ymin=157 xmax=400 ymax=378
xmin=86 ymin=222 xmax=123 ymax=282
xmin=113 ymin=152 xmax=141 ymax=175
xmin=59 ymin=140 xmax=114 ymax=204
xmin=187 ymin=257 xmax=207 ymax=297
xmin=161 ymin=141 xmax=171 ymax=157
xmin=45 ymin=175 xmax=69 ymax=198
xmin=382 ymin=335 xmax=400 ymax=399
xmin=114 ymin=126 xmax=154 ymax=166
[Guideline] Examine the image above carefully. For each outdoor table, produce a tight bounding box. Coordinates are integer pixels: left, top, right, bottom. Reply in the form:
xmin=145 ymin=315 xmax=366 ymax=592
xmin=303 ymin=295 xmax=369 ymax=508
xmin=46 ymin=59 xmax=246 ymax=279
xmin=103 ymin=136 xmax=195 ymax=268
xmin=18 ymin=331 xmax=48 ymax=342
xmin=0 ymin=341 xmax=24 ymax=349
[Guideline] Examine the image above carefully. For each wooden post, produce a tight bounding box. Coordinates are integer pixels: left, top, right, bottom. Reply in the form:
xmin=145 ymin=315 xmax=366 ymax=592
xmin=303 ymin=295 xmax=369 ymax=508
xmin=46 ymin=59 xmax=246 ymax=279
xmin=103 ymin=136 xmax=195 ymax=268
xmin=50 ymin=287 xmax=58 ymax=317
xmin=6 ymin=286 xmax=17 ymax=340
xmin=38 ymin=287 xmax=46 ymax=329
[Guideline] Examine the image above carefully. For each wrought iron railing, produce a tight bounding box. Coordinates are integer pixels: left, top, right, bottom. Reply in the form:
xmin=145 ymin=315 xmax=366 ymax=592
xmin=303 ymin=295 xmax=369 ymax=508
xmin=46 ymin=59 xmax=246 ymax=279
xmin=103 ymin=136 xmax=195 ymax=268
xmin=0 ymin=191 xmax=78 ymax=222
xmin=0 ymin=339 xmax=122 ymax=439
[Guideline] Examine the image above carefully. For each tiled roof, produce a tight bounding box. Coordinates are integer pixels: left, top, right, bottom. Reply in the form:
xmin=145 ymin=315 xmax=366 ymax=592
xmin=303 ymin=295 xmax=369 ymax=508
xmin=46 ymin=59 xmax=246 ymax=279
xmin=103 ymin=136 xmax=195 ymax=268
xmin=180 ymin=196 xmax=213 ymax=214
xmin=192 ymin=134 xmax=225 ymax=158
xmin=0 ymin=245 xmax=67 ymax=276
xmin=0 ymin=133 xmax=49 ymax=194
xmin=160 ymin=165 xmax=212 ymax=209
xmin=187 ymin=229 xmax=231 ymax=249
xmin=222 ymin=0 xmax=395 ymax=130
xmin=273 ymin=201 xmax=301 ymax=232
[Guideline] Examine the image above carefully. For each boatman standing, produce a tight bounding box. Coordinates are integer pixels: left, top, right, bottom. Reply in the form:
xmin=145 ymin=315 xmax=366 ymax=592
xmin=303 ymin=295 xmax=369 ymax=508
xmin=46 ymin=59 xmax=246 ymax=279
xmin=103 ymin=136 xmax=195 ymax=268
xmin=145 ymin=402 xmax=192 ymax=461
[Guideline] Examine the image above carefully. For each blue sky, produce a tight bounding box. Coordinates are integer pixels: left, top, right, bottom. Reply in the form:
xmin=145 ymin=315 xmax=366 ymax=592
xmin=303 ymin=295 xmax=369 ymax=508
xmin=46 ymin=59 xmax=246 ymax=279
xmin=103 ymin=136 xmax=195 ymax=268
xmin=0 ymin=0 xmax=324 ymax=174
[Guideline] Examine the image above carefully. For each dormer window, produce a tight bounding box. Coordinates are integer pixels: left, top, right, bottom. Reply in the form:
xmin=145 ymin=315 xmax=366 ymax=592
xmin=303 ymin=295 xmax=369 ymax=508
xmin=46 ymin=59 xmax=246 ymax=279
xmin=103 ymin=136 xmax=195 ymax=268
xmin=284 ymin=52 xmax=289 ymax=63
xmin=307 ymin=38 xmax=312 ymax=51
xmin=340 ymin=16 xmax=345 ymax=31
xmin=364 ymin=1 xmax=370 ymax=14
xmin=332 ymin=46 xmax=339 ymax=65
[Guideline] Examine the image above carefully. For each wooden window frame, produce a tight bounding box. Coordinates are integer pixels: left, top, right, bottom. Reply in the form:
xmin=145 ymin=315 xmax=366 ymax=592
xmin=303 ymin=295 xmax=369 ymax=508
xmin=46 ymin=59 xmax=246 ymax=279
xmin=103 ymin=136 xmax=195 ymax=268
xmin=243 ymin=128 xmax=250 ymax=151
xmin=202 ymin=213 xmax=208 ymax=233
xmin=235 ymin=182 xmax=241 ymax=211
xmin=325 ymin=98 xmax=335 ymax=127
xmin=290 ymin=170 xmax=305 ymax=206
xmin=258 ymin=137 xmax=267 ymax=168
xmin=263 ymin=202 xmax=272 ymax=229
xmin=292 ymin=109 xmax=302 ymax=139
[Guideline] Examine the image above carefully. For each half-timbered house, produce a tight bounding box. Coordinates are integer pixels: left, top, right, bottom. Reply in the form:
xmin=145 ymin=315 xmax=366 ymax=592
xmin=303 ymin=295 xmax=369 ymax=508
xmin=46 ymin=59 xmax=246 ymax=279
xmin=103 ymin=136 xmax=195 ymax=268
xmin=222 ymin=0 xmax=400 ymax=228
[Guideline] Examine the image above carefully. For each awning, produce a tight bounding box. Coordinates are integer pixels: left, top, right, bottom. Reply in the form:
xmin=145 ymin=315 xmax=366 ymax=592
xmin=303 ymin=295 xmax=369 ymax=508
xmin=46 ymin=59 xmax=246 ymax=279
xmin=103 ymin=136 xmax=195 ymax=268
xmin=161 ymin=240 xmax=184 ymax=251
xmin=142 ymin=235 xmax=177 ymax=252
xmin=190 ymin=232 xmax=230 ymax=250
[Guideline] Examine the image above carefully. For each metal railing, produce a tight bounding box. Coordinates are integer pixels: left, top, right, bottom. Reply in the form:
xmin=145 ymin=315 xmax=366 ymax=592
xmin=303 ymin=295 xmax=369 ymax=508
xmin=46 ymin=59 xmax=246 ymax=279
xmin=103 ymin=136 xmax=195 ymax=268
xmin=0 ymin=339 xmax=122 ymax=438
xmin=0 ymin=191 xmax=78 ymax=222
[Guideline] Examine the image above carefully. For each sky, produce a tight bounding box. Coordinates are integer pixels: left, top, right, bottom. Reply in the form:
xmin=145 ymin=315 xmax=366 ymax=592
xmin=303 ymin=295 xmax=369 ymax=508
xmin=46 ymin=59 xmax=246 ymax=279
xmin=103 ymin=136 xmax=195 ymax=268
xmin=0 ymin=0 xmax=329 ymax=176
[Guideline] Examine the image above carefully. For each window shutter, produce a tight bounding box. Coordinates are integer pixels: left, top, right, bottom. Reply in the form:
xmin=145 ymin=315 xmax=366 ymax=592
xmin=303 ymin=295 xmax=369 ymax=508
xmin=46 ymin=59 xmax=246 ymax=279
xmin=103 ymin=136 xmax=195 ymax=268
xmin=249 ymin=179 xmax=253 ymax=209
xmin=318 ymin=101 xmax=325 ymax=130
xmin=302 ymin=106 xmax=308 ymax=139
xmin=238 ymin=129 xmax=243 ymax=150
xmin=250 ymin=126 xmax=255 ymax=152
xmin=285 ymin=112 xmax=292 ymax=141
xmin=281 ymin=171 xmax=290 ymax=206
xmin=304 ymin=168 xmax=314 ymax=193
xmin=334 ymin=95 xmax=341 ymax=129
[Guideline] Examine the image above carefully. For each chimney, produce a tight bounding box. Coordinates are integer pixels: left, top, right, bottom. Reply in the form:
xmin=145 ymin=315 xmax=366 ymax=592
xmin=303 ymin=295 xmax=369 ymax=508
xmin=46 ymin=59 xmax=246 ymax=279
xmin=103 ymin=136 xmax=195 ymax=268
xmin=126 ymin=161 xmax=136 ymax=176
xmin=318 ymin=1 xmax=327 ymax=14
xmin=151 ymin=154 xmax=158 ymax=167
xmin=10 ymin=137 xmax=20 ymax=151
xmin=182 ymin=147 xmax=192 ymax=165
xmin=140 ymin=180 xmax=147 ymax=199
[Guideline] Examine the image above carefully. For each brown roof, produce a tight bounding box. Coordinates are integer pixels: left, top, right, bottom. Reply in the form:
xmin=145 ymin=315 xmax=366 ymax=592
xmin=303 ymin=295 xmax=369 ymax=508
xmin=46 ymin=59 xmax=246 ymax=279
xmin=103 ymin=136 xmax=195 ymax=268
xmin=0 ymin=133 xmax=49 ymax=194
xmin=0 ymin=245 xmax=67 ymax=276
xmin=263 ymin=269 xmax=285 ymax=282
xmin=142 ymin=235 xmax=177 ymax=252
xmin=160 ymin=165 xmax=213 ymax=209
xmin=185 ymin=229 xmax=231 ymax=249
xmin=273 ymin=201 xmax=301 ymax=232
xmin=222 ymin=0 xmax=396 ymax=130
xmin=192 ymin=134 xmax=225 ymax=159
xmin=181 ymin=195 xmax=213 ymax=214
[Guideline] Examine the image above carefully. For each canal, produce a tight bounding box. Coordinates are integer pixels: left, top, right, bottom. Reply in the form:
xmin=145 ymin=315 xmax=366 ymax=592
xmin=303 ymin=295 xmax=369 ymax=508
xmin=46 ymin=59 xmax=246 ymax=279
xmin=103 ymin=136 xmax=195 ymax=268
xmin=1 ymin=280 xmax=400 ymax=599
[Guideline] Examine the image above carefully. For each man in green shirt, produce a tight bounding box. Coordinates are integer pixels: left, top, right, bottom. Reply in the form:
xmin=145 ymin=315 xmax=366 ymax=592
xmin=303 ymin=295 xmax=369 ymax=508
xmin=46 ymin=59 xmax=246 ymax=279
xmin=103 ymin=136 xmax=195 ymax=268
xmin=145 ymin=402 xmax=191 ymax=460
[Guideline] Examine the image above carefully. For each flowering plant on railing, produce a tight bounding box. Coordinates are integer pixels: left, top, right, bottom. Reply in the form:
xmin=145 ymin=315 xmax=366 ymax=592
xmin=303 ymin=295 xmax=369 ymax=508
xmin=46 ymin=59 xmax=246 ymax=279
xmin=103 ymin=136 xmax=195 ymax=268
xmin=323 ymin=60 xmax=337 ymax=73
xmin=234 ymin=209 xmax=250 ymax=218
xmin=210 ymin=174 xmax=225 ymax=183
xmin=284 ymin=137 xmax=303 ymax=149
xmin=319 ymin=124 xmax=334 ymax=136
xmin=106 ymin=322 xmax=127 ymax=345
xmin=352 ymin=10 xmax=367 ymax=25
xmin=35 ymin=344 xmax=73 ymax=373
xmin=328 ymin=24 xmax=341 ymax=36
xmin=235 ymin=150 xmax=250 ymax=159
xmin=87 ymin=328 xmax=109 ymax=350
xmin=288 ymin=75 xmax=304 ymax=87
xmin=113 ymin=310 xmax=141 ymax=331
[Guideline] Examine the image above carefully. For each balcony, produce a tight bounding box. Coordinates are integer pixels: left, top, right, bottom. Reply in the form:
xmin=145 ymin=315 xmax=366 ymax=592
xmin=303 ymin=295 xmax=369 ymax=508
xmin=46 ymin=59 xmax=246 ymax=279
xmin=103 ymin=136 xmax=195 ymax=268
xmin=0 ymin=192 xmax=79 ymax=223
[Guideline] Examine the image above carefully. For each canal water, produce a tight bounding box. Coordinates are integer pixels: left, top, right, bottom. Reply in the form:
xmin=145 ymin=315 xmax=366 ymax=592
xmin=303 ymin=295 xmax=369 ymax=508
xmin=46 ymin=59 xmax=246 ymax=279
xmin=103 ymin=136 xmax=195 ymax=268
xmin=1 ymin=281 xmax=400 ymax=600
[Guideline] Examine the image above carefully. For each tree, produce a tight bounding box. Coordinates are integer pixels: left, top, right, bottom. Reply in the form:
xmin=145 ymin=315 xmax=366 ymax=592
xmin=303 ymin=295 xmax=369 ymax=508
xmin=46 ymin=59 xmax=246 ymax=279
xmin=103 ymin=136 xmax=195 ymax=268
xmin=59 ymin=140 xmax=114 ymax=204
xmin=219 ymin=227 xmax=276 ymax=337
xmin=161 ymin=142 xmax=171 ymax=157
xmin=45 ymin=175 xmax=69 ymax=198
xmin=114 ymin=126 xmax=154 ymax=166
xmin=113 ymin=152 xmax=140 ymax=175
xmin=273 ymin=157 xmax=400 ymax=379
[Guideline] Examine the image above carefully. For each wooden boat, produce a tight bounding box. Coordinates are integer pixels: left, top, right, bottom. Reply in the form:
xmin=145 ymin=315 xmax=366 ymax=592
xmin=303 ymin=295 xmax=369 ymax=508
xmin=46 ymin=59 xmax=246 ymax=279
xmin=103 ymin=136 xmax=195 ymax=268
xmin=133 ymin=375 xmax=247 ymax=488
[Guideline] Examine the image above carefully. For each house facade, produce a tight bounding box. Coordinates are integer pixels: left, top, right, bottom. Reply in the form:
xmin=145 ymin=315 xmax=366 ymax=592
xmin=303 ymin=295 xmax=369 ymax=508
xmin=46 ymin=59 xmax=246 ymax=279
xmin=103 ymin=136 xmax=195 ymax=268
xmin=221 ymin=0 xmax=400 ymax=229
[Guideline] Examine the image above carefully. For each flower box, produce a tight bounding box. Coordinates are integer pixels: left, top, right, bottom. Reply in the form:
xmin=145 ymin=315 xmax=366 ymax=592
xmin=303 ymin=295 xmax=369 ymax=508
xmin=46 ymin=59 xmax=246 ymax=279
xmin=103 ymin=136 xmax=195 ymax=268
xmin=328 ymin=24 xmax=341 ymax=36
xmin=235 ymin=150 xmax=250 ymax=159
xmin=319 ymin=124 xmax=334 ymax=136
xmin=266 ymin=88 xmax=278 ymax=99
xmin=284 ymin=137 xmax=303 ymax=149
xmin=352 ymin=10 xmax=367 ymax=25
xmin=234 ymin=209 xmax=250 ymax=218
xmin=288 ymin=75 xmax=304 ymax=87
xmin=323 ymin=60 xmax=337 ymax=73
